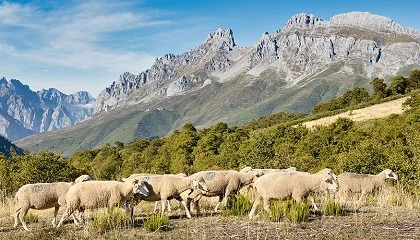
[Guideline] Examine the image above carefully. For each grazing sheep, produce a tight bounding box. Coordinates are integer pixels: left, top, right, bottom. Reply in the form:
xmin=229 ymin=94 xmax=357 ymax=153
xmin=337 ymin=169 xmax=398 ymax=203
xmin=124 ymin=174 xmax=208 ymax=219
xmin=13 ymin=175 xmax=92 ymax=231
xmin=122 ymin=173 xmax=187 ymax=213
xmin=56 ymin=178 xmax=149 ymax=227
xmin=187 ymin=170 xmax=263 ymax=214
xmin=248 ymin=169 xmax=339 ymax=219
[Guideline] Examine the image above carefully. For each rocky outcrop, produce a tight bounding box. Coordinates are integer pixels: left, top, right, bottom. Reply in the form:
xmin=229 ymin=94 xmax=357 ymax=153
xmin=0 ymin=77 xmax=95 ymax=141
xmin=94 ymin=28 xmax=236 ymax=114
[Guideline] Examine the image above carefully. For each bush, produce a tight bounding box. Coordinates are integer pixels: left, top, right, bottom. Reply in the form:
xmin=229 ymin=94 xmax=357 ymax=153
xmin=222 ymin=194 xmax=253 ymax=217
xmin=92 ymin=208 xmax=131 ymax=234
xmin=268 ymin=199 xmax=310 ymax=223
xmin=143 ymin=214 xmax=169 ymax=233
xmin=323 ymin=200 xmax=344 ymax=216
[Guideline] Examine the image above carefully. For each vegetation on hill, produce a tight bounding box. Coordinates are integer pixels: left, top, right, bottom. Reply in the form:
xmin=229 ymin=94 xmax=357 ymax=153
xmin=1 ymin=70 xmax=420 ymax=197
xmin=312 ymin=70 xmax=420 ymax=114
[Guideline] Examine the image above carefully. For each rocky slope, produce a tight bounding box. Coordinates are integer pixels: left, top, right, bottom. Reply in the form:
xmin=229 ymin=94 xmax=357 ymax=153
xmin=16 ymin=12 xmax=420 ymax=156
xmin=0 ymin=77 xmax=95 ymax=141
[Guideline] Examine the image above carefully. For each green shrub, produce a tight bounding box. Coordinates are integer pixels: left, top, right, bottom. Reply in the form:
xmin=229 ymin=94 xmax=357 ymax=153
xmin=92 ymin=208 xmax=131 ymax=234
xmin=143 ymin=214 xmax=169 ymax=233
xmin=323 ymin=200 xmax=344 ymax=216
xmin=222 ymin=194 xmax=253 ymax=217
xmin=268 ymin=199 xmax=310 ymax=223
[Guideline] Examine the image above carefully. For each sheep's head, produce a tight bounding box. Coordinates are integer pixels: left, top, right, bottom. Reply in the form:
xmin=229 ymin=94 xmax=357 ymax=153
xmin=383 ymin=169 xmax=398 ymax=181
xmin=317 ymin=168 xmax=338 ymax=181
xmin=322 ymin=174 xmax=339 ymax=192
xmin=191 ymin=176 xmax=209 ymax=194
xmin=74 ymin=175 xmax=92 ymax=183
xmin=132 ymin=179 xmax=150 ymax=197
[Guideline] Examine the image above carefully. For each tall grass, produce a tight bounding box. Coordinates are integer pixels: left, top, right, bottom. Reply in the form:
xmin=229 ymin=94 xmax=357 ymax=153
xmin=323 ymin=200 xmax=344 ymax=216
xmin=267 ymin=199 xmax=310 ymax=224
xmin=222 ymin=194 xmax=253 ymax=217
xmin=143 ymin=213 xmax=169 ymax=233
xmin=92 ymin=208 xmax=131 ymax=234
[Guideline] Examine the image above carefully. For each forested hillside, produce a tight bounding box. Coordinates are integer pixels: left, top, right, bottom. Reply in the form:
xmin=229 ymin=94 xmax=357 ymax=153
xmin=1 ymin=70 xmax=420 ymax=197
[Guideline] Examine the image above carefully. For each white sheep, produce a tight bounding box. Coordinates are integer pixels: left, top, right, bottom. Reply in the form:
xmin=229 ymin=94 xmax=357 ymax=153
xmin=122 ymin=173 xmax=187 ymax=213
xmin=56 ymin=178 xmax=149 ymax=227
xmin=124 ymin=174 xmax=208 ymax=219
xmin=187 ymin=170 xmax=263 ymax=214
xmin=248 ymin=169 xmax=339 ymax=219
xmin=337 ymin=169 xmax=398 ymax=203
xmin=13 ymin=175 xmax=92 ymax=231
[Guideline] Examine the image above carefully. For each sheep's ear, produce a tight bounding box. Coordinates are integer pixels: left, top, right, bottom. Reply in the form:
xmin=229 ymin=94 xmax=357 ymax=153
xmin=132 ymin=179 xmax=139 ymax=185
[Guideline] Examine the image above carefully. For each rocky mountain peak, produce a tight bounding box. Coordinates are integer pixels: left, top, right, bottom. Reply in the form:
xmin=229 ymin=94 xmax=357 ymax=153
xmin=204 ymin=28 xmax=236 ymax=51
xmin=283 ymin=13 xmax=325 ymax=31
xmin=330 ymin=12 xmax=401 ymax=32
xmin=0 ymin=77 xmax=95 ymax=141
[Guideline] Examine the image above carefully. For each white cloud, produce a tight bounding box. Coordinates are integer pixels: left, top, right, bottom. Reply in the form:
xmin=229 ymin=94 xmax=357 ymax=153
xmin=0 ymin=0 xmax=168 ymax=95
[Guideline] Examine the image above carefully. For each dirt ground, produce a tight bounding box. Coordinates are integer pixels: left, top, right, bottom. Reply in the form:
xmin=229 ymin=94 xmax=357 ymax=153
xmin=2 ymin=204 xmax=420 ymax=240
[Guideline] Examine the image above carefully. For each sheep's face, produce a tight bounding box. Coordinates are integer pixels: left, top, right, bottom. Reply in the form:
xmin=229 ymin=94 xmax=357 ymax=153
xmin=384 ymin=169 xmax=398 ymax=181
xmin=323 ymin=175 xmax=339 ymax=192
xmin=192 ymin=177 xmax=209 ymax=194
xmin=317 ymin=168 xmax=338 ymax=181
xmin=133 ymin=179 xmax=150 ymax=197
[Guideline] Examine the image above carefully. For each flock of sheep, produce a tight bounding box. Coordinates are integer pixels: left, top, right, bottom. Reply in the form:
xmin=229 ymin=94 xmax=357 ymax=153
xmin=12 ymin=167 xmax=399 ymax=231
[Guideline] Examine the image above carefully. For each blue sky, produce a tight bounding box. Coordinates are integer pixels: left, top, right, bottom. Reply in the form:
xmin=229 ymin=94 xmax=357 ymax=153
xmin=1 ymin=0 xmax=419 ymax=97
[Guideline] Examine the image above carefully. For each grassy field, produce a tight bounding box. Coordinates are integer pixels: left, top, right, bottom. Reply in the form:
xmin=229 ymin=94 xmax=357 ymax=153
xmin=302 ymin=97 xmax=408 ymax=128
xmin=2 ymin=188 xmax=420 ymax=240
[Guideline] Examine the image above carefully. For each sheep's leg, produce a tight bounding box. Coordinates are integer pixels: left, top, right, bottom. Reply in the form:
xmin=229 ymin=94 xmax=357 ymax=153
xmin=56 ymin=207 xmax=74 ymax=228
xmin=13 ymin=207 xmax=21 ymax=228
xmin=219 ymin=189 xmax=233 ymax=211
xmin=308 ymin=196 xmax=319 ymax=211
xmin=249 ymin=195 xmax=262 ymax=219
xmin=263 ymin=198 xmax=271 ymax=213
xmin=19 ymin=206 xmax=30 ymax=231
xmin=160 ymin=199 xmax=167 ymax=216
xmin=52 ymin=207 xmax=59 ymax=227
xmin=176 ymin=196 xmax=192 ymax=219
xmin=153 ymin=201 xmax=159 ymax=213
xmin=214 ymin=195 xmax=223 ymax=212
xmin=167 ymin=200 xmax=172 ymax=212
xmin=357 ymin=191 xmax=366 ymax=205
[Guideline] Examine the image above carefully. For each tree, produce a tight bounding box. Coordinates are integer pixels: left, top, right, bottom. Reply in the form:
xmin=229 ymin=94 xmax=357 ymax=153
xmin=370 ymin=77 xmax=388 ymax=98
xmin=388 ymin=75 xmax=410 ymax=95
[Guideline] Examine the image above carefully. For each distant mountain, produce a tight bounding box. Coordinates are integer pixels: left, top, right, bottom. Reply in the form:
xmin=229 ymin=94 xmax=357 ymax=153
xmin=0 ymin=77 xmax=95 ymax=141
xmin=16 ymin=12 xmax=420 ymax=156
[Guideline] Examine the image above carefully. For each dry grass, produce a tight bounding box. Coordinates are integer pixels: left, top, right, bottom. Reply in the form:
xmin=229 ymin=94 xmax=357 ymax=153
xmin=303 ymin=97 xmax=408 ymax=128
xmin=2 ymin=189 xmax=420 ymax=239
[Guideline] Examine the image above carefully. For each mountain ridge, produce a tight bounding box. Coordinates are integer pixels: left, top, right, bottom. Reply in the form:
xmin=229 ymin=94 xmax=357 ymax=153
xmin=15 ymin=11 xmax=420 ymax=155
xmin=0 ymin=77 xmax=96 ymax=141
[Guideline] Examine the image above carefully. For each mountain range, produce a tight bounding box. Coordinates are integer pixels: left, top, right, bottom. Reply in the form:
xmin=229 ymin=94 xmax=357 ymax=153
xmin=14 ymin=12 xmax=420 ymax=156
xmin=0 ymin=78 xmax=96 ymax=141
